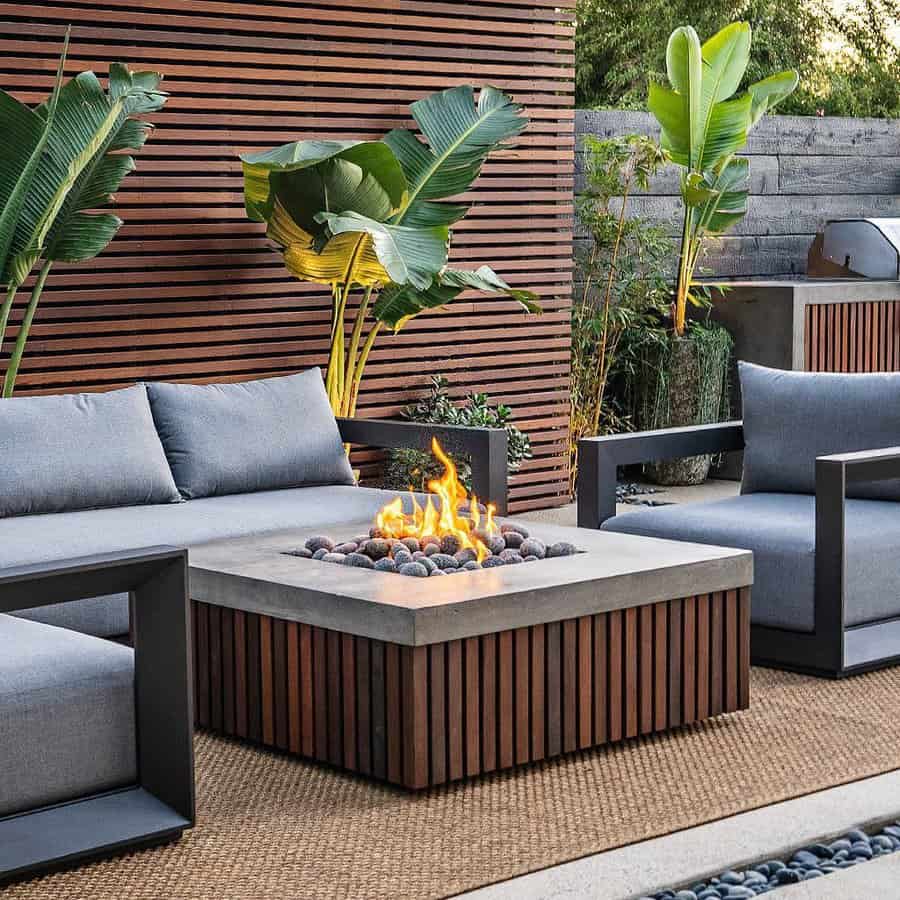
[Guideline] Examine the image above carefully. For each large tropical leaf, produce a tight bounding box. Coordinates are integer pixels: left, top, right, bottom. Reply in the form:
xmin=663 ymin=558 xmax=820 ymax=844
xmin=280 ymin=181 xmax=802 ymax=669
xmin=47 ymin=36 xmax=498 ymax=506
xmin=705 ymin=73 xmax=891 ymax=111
xmin=705 ymin=157 xmax=750 ymax=234
xmin=385 ymin=85 xmax=527 ymax=228
xmin=651 ymin=24 xmax=753 ymax=173
xmin=747 ymin=70 xmax=801 ymax=126
xmin=6 ymin=66 xmax=167 ymax=279
xmin=373 ymin=265 xmax=541 ymax=330
xmin=268 ymin=200 xmax=390 ymax=288
xmin=0 ymin=30 xmax=68 ymax=286
xmin=316 ymin=211 xmax=449 ymax=290
xmin=241 ymin=140 xmax=406 ymax=223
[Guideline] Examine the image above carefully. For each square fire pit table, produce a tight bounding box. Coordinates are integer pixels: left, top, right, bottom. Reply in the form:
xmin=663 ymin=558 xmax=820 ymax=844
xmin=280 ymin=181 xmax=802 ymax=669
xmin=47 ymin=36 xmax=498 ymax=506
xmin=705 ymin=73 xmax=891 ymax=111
xmin=188 ymin=522 xmax=753 ymax=789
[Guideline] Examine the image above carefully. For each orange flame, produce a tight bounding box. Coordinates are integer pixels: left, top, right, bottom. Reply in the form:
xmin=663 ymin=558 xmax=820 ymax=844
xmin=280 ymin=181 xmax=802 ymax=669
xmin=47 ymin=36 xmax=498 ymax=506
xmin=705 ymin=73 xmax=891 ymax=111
xmin=375 ymin=437 xmax=499 ymax=561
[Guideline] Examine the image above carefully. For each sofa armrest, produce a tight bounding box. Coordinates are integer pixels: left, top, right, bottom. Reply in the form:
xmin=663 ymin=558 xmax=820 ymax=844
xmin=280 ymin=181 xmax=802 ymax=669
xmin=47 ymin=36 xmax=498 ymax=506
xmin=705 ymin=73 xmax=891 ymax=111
xmin=815 ymin=446 xmax=900 ymax=656
xmin=336 ymin=417 xmax=509 ymax=514
xmin=577 ymin=421 xmax=745 ymax=528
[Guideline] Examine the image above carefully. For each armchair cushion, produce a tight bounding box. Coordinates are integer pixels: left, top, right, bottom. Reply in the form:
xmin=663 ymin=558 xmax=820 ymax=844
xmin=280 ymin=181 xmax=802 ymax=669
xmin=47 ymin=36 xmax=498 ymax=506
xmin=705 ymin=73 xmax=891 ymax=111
xmin=146 ymin=368 xmax=355 ymax=499
xmin=0 ymin=615 xmax=136 ymax=817
xmin=602 ymin=493 xmax=900 ymax=632
xmin=0 ymin=384 xmax=180 ymax=517
xmin=739 ymin=361 xmax=900 ymax=500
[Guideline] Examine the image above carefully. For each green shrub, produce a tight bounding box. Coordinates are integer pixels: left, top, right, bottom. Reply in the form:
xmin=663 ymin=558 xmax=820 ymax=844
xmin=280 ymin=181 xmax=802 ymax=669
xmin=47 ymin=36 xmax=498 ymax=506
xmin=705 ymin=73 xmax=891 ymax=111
xmin=381 ymin=376 xmax=531 ymax=494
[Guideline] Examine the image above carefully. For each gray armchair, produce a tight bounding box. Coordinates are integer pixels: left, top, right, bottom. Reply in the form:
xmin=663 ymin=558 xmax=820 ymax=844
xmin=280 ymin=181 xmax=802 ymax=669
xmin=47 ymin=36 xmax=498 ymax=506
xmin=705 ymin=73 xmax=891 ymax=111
xmin=577 ymin=362 xmax=900 ymax=678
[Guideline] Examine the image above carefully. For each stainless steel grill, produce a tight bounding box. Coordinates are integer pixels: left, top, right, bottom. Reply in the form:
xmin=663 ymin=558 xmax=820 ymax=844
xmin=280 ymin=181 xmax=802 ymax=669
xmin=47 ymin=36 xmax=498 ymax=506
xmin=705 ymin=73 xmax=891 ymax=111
xmin=808 ymin=218 xmax=900 ymax=279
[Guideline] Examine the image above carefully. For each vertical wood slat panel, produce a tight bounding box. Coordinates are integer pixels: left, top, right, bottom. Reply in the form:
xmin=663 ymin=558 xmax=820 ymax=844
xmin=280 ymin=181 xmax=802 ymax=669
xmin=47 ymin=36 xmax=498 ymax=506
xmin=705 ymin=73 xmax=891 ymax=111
xmin=806 ymin=301 xmax=900 ymax=374
xmin=447 ymin=639 xmax=464 ymax=781
xmin=0 ymin=2 xmax=574 ymax=515
xmin=193 ymin=592 xmax=749 ymax=788
xmin=209 ymin=604 xmax=222 ymax=732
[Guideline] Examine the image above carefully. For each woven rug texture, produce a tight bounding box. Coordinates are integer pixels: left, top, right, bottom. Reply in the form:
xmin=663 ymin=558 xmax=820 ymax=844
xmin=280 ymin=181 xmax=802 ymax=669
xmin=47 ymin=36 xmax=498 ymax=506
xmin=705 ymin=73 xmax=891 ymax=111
xmin=7 ymin=666 xmax=900 ymax=900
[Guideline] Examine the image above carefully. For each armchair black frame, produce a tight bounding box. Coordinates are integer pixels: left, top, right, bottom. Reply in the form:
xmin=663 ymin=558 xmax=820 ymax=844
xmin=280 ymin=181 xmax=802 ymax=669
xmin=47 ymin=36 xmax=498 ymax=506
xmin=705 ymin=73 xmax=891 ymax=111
xmin=577 ymin=424 xmax=900 ymax=678
xmin=337 ymin=417 xmax=509 ymax=515
xmin=0 ymin=547 xmax=194 ymax=884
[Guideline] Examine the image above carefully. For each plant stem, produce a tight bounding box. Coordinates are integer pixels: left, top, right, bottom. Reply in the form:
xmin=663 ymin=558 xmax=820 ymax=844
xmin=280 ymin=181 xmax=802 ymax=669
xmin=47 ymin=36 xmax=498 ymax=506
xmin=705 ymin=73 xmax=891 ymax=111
xmin=0 ymin=283 xmax=19 ymax=359
xmin=347 ymin=321 xmax=382 ymax=417
xmin=342 ymin=285 xmax=372 ymax=416
xmin=3 ymin=260 xmax=52 ymax=397
xmin=674 ymin=204 xmax=694 ymax=337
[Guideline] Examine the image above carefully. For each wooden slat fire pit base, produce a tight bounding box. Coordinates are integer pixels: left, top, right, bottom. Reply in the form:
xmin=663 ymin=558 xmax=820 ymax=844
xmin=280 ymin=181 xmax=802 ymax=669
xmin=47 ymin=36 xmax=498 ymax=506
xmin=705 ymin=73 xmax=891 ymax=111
xmin=192 ymin=588 xmax=750 ymax=789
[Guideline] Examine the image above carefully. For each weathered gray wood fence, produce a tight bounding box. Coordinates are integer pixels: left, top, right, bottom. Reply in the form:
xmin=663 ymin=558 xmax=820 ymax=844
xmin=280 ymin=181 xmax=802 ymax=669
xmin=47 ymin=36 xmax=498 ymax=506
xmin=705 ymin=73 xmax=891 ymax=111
xmin=576 ymin=110 xmax=900 ymax=279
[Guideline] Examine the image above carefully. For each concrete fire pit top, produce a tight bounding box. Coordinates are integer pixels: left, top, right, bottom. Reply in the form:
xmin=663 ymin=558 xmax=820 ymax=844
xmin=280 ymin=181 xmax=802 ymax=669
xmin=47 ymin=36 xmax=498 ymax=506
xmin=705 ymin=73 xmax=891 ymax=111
xmin=188 ymin=520 xmax=753 ymax=646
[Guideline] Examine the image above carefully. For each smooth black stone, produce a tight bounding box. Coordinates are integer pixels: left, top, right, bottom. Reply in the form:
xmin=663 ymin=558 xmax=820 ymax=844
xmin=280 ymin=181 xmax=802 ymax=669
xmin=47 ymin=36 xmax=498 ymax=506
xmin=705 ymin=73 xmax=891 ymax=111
xmin=871 ymin=835 xmax=893 ymax=851
xmin=776 ymin=870 xmax=801 ymax=885
xmin=808 ymin=843 xmax=833 ymax=858
xmin=792 ymin=850 xmax=819 ymax=866
xmin=802 ymin=869 xmax=823 ymax=879
xmin=312 ymin=548 xmax=329 ymax=560
xmin=720 ymin=871 xmax=743 ymax=885
xmin=847 ymin=829 xmax=869 ymax=843
xmin=851 ymin=842 xmax=873 ymax=859
xmin=828 ymin=839 xmax=852 ymax=853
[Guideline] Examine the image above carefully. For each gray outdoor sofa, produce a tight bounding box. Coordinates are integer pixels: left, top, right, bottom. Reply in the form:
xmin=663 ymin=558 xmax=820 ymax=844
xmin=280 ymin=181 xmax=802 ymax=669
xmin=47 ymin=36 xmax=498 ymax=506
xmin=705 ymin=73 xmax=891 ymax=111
xmin=1 ymin=368 xmax=507 ymax=641
xmin=578 ymin=361 xmax=900 ymax=678
xmin=0 ymin=367 xmax=506 ymax=878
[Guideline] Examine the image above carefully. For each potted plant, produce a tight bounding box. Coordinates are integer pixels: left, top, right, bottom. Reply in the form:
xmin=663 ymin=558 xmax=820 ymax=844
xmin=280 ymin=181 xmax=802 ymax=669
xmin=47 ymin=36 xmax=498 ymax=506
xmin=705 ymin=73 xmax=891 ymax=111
xmin=635 ymin=21 xmax=798 ymax=484
xmin=240 ymin=85 xmax=540 ymax=418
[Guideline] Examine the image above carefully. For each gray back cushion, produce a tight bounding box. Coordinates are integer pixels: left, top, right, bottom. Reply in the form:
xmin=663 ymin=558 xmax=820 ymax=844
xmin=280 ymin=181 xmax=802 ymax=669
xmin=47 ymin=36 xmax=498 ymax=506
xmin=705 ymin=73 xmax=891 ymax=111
xmin=0 ymin=384 xmax=181 ymax=517
xmin=740 ymin=361 xmax=900 ymax=500
xmin=146 ymin=369 xmax=355 ymax=499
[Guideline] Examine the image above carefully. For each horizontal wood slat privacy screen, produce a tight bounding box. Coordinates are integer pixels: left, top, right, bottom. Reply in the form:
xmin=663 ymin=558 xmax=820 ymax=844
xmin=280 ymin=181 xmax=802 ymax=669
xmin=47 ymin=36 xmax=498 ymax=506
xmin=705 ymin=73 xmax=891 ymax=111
xmin=0 ymin=1 xmax=575 ymax=512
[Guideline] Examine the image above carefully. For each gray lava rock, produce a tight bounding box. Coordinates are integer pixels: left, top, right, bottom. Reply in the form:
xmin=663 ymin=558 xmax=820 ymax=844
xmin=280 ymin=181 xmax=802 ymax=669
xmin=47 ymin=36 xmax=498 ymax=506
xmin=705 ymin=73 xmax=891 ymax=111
xmin=547 ymin=541 xmax=577 ymax=558
xmin=498 ymin=550 xmax=523 ymax=564
xmin=344 ymin=552 xmax=374 ymax=569
xmin=374 ymin=557 xmax=397 ymax=573
xmin=364 ymin=539 xmax=392 ymax=560
xmin=305 ymin=535 xmax=335 ymax=553
xmin=312 ymin=548 xmax=329 ymax=560
xmin=500 ymin=522 xmax=530 ymax=538
xmin=463 ymin=560 xmax=481 ymax=571
xmin=523 ymin=555 xmax=539 ymax=562
xmin=393 ymin=551 xmax=413 ymax=567
xmin=503 ymin=531 xmax=524 ymax=549
xmin=519 ymin=538 xmax=546 ymax=559
xmin=430 ymin=553 xmax=460 ymax=570
xmin=440 ymin=534 xmax=462 ymax=555
xmin=482 ymin=556 xmax=505 ymax=568
xmin=399 ymin=562 xmax=429 ymax=578
xmin=400 ymin=537 xmax=420 ymax=553
xmin=487 ymin=535 xmax=506 ymax=555
xmin=421 ymin=535 xmax=440 ymax=548
xmin=334 ymin=542 xmax=359 ymax=555
xmin=455 ymin=548 xmax=477 ymax=564
xmin=424 ymin=543 xmax=440 ymax=556
xmin=419 ymin=556 xmax=437 ymax=574
xmin=286 ymin=547 xmax=313 ymax=558
xmin=351 ymin=534 xmax=369 ymax=547
xmin=369 ymin=527 xmax=385 ymax=538
xmin=429 ymin=568 xmax=447 ymax=576
xmin=321 ymin=552 xmax=346 ymax=564
xmin=412 ymin=550 xmax=427 ymax=561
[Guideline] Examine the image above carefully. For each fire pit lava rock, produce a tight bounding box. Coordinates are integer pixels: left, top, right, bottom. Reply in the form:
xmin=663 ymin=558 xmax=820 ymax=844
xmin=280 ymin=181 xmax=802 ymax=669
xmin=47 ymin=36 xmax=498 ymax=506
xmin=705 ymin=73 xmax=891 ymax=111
xmin=287 ymin=524 xmax=576 ymax=577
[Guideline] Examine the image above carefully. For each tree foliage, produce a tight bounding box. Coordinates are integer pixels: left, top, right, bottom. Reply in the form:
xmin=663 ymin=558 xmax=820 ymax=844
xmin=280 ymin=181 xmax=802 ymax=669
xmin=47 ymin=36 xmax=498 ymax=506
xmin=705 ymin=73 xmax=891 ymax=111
xmin=576 ymin=0 xmax=899 ymax=118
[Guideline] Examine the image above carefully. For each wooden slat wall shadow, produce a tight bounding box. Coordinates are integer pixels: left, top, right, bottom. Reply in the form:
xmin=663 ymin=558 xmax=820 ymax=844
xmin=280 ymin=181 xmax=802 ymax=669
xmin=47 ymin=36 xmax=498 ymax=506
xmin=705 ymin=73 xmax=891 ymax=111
xmin=805 ymin=301 xmax=900 ymax=373
xmin=0 ymin=1 xmax=575 ymax=513
xmin=193 ymin=587 xmax=751 ymax=789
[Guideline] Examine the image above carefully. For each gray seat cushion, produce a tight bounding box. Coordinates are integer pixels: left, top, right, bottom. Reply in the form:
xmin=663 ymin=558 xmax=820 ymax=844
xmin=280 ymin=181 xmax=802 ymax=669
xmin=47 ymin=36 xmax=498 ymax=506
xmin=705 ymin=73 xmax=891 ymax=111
xmin=602 ymin=493 xmax=900 ymax=633
xmin=740 ymin=361 xmax=900 ymax=500
xmin=146 ymin=369 xmax=355 ymax=499
xmin=0 ymin=615 xmax=136 ymax=817
xmin=0 ymin=384 xmax=180 ymax=517
xmin=7 ymin=485 xmax=417 ymax=637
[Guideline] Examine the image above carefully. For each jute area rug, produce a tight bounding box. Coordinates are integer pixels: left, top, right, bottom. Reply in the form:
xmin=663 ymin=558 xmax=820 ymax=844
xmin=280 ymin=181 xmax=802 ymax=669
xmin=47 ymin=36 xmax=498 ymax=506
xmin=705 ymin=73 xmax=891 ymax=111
xmin=8 ymin=666 xmax=900 ymax=900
